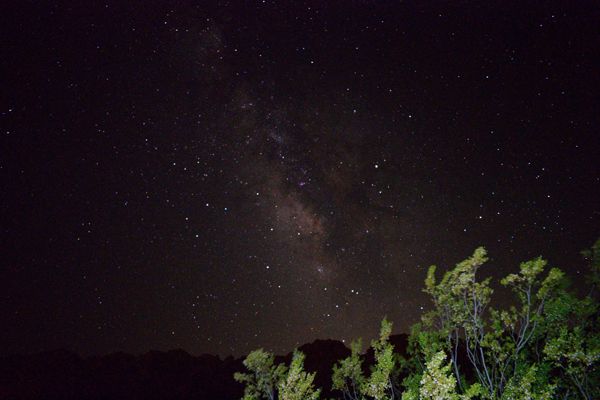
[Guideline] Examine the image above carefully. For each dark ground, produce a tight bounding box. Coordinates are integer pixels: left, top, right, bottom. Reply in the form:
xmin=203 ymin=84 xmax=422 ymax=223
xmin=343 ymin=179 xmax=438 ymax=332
xmin=0 ymin=335 xmax=407 ymax=400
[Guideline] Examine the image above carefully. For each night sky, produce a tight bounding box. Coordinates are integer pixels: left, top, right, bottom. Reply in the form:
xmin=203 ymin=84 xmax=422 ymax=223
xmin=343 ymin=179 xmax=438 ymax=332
xmin=2 ymin=1 xmax=599 ymax=357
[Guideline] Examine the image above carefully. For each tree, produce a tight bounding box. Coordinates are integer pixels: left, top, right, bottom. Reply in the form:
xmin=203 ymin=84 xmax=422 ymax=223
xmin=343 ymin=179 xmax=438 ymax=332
xmin=420 ymin=247 xmax=492 ymax=393
xmin=581 ymin=238 xmax=600 ymax=297
xmin=540 ymin=249 xmax=600 ymax=400
xmin=417 ymin=351 xmax=459 ymax=400
xmin=543 ymin=326 xmax=599 ymax=400
xmin=417 ymin=248 xmax=564 ymax=398
xmin=332 ymin=338 xmax=365 ymax=400
xmin=500 ymin=364 xmax=554 ymax=400
xmin=239 ymin=238 xmax=600 ymax=400
xmin=234 ymin=349 xmax=287 ymax=400
xmin=402 ymin=351 xmax=484 ymax=400
xmin=362 ymin=318 xmax=396 ymax=400
xmin=332 ymin=318 xmax=396 ymax=400
xmin=279 ymin=350 xmax=320 ymax=400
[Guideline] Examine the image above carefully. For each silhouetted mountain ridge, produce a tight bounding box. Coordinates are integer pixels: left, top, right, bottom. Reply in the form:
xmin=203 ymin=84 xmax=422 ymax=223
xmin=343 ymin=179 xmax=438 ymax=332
xmin=0 ymin=334 xmax=407 ymax=400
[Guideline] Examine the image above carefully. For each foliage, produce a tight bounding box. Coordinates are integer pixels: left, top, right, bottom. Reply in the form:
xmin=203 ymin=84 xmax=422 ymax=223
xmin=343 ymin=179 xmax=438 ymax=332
xmin=332 ymin=338 xmax=365 ymax=400
xmin=237 ymin=238 xmax=600 ymax=400
xmin=500 ymin=364 xmax=554 ymax=400
xmin=543 ymin=309 xmax=599 ymax=399
xmin=417 ymin=351 xmax=459 ymax=400
xmin=415 ymin=247 xmax=567 ymax=398
xmin=234 ymin=348 xmax=288 ymax=400
xmin=331 ymin=318 xmax=396 ymax=400
xmin=279 ymin=350 xmax=321 ymax=400
xmin=361 ymin=318 xmax=396 ymax=400
xmin=402 ymin=351 xmax=485 ymax=400
xmin=581 ymin=237 xmax=600 ymax=295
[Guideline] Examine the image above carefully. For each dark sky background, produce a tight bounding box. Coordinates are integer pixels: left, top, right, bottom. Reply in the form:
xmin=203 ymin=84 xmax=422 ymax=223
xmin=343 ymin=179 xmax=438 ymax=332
xmin=2 ymin=0 xmax=599 ymax=357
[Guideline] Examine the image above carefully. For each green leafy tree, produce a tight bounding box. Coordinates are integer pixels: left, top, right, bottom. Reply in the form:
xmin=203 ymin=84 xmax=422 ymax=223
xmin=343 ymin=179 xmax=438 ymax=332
xmin=491 ymin=258 xmax=564 ymax=383
xmin=332 ymin=318 xmax=396 ymax=400
xmin=543 ymin=326 xmax=599 ymax=400
xmin=401 ymin=351 xmax=484 ymax=400
xmin=421 ymin=247 xmax=491 ymax=392
xmin=581 ymin=238 xmax=600 ymax=303
xmin=332 ymin=338 xmax=366 ymax=400
xmin=417 ymin=248 xmax=564 ymax=398
xmin=420 ymin=247 xmax=492 ymax=393
xmin=234 ymin=349 xmax=287 ymax=400
xmin=500 ymin=364 xmax=554 ymax=400
xmin=362 ymin=318 xmax=396 ymax=400
xmin=417 ymin=351 xmax=459 ymax=400
xmin=532 ymin=238 xmax=600 ymax=399
xmin=399 ymin=373 xmax=421 ymax=400
xmin=279 ymin=350 xmax=320 ymax=400
xmin=240 ymin=238 xmax=600 ymax=400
